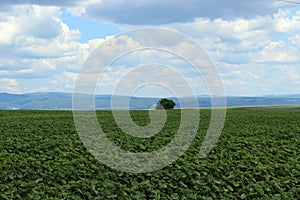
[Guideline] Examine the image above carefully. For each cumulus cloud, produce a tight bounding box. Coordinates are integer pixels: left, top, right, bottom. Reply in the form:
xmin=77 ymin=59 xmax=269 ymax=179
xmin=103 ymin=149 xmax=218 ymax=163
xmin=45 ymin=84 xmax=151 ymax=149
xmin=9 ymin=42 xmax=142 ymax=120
xmin=278 ymin=66 xmax=300 ymax=84
xmin=0 ymin=0 xmax=297 ymax=26
xmin=290 ymin=34 xmax=300 ymax=47
xmin=0 ymin=5 xmax=80 ymax=48
xmin=164 ymin=8 xmax=300 ymax=95
xmin=0 ymin=0 xmax=82 ymax=7
xmin=84 ymin=0 xmax=284 ymax=25
xmin=0 ymin=5 xmax=102 ymax=92
xmin=257 ymin=41 xmax=300 ymax=63
xmin=0 ymin=0 xmax=102 ymax=18
xmin=0 ymin=78 xmax=19 ymax=93
xmin=170 ymin=9 xmax=300 ymax=65
xmin=1 ymin=1 xmax=300 ymax=95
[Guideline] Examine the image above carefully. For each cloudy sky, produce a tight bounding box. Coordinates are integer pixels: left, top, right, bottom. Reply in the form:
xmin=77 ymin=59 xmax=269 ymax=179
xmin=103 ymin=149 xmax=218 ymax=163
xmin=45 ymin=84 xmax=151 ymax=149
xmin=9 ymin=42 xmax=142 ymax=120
xmin=0 ymin=0 xmax=300 ymax=96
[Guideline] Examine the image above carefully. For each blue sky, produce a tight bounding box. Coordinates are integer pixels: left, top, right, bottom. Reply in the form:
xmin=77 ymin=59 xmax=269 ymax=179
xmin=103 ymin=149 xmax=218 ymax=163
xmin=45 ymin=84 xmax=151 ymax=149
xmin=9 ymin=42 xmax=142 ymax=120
xmin=0 ymin=0 xmax=300 ymax=96
xmin=61 ymin=9 xmax=120 ymax=43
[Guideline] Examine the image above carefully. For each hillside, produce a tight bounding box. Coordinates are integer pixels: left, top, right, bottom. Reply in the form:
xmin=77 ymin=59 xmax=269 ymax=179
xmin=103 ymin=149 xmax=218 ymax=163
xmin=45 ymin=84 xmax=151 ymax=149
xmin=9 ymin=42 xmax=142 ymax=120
xmin=1 ymin=92 xmax=300 ymax=110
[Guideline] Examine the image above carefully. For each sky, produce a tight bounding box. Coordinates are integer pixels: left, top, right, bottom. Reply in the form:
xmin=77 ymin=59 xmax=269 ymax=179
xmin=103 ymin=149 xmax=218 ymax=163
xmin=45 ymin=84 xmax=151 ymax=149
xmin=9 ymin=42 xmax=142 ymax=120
xmin=0 ymin=0 xmax=300 ymax=97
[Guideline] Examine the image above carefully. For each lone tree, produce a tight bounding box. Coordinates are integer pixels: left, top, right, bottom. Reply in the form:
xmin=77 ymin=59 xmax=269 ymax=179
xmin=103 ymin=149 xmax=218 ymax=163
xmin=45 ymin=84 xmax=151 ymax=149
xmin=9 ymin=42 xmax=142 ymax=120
xmin=156 ymin=98 xmax=176 ymax=110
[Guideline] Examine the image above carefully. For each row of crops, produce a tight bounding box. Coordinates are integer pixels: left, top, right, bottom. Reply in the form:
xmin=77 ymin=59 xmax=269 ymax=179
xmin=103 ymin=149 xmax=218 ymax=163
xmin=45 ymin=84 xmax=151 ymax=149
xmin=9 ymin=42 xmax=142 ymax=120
xmin=0 ymin=108 xmax=299 ymax=199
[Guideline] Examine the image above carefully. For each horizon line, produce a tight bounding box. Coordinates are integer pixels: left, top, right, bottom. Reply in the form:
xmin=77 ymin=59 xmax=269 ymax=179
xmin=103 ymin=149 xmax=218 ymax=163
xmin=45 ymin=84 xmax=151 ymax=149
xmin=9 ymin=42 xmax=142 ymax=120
xmin=1 ymin=91 xmax=300 ymax=98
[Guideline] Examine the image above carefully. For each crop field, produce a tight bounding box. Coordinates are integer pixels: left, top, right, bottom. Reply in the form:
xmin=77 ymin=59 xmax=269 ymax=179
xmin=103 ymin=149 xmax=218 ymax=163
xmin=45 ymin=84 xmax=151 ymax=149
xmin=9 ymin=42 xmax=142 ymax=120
xmin=0 ymin=108 xmax=299 ymax=199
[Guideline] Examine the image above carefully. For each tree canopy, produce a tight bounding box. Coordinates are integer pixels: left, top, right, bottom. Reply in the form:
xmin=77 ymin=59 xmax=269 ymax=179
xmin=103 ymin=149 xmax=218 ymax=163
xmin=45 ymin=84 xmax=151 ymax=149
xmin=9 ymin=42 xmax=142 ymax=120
xmin=156 ymin=98 xmax=176 ymax=110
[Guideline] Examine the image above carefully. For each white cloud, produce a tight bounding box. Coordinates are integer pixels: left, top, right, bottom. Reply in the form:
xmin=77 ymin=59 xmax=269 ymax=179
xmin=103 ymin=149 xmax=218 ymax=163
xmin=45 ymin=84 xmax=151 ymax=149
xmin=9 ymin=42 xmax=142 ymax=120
xmin=257 ymin=41 xmax=299 ymax=63
xmin=0 ymin=5 xmax=108 ymax=93
xmin=167 ymin=8 xmax=300 ymax=95
xmin=274 ymin=9 xmax=300 ymax=33
xmin=0 ymin=78 xmax=19 ymax=93
xmin=84 ymin=0 xmax=282 ymax=25
xmin=1 ymin=0 xmax=292 ymax=27
xmin=63 ymin=71 xmax=78 ymax=80
xmin=279 ymin=66 xmax=300 ymax=84
xmin=0 ymin=2 xmax=300 ymax=96
xmin=1 ymin=0 xmax=83 ymax=7
xmin=109 ymin=64 xmax=197 ymax=97
xmin=0 ymin=6 xmax=64 ymax=47
xmin=290 ymin=34 xmax=300 ymax=48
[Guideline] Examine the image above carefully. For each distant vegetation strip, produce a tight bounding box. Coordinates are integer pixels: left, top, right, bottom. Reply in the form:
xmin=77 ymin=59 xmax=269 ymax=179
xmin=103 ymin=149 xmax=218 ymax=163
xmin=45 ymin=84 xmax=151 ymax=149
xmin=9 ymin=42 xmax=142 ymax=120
xmin=1 ymin=92 xmax=300 ymax=110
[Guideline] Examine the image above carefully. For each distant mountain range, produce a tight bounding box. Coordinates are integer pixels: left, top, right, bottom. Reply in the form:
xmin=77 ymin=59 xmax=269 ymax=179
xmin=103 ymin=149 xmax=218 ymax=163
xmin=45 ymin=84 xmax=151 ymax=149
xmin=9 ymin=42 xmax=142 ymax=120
xmin=1 ymin=92 xmax=300 ymax=110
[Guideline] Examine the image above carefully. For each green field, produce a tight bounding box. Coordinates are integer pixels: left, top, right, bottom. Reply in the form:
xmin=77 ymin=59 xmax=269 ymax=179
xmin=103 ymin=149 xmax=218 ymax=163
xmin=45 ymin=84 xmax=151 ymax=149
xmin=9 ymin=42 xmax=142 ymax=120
xmin=0 ymin=108 xmax=299 ymax=199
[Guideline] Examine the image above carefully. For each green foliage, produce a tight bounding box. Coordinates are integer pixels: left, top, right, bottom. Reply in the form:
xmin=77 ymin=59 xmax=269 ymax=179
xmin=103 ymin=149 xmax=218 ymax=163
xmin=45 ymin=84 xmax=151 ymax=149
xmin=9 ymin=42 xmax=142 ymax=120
xmin=156 ymin=98 xmax=176 ymax=110
xmin=0 ymin=109 xmax=299 ymax=199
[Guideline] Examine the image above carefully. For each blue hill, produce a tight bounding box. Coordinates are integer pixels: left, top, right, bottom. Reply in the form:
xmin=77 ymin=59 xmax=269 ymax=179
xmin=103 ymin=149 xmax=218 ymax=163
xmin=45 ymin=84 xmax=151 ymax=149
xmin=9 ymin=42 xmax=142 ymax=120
xmin=0 ymin=92 xmax=300 ymax=110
